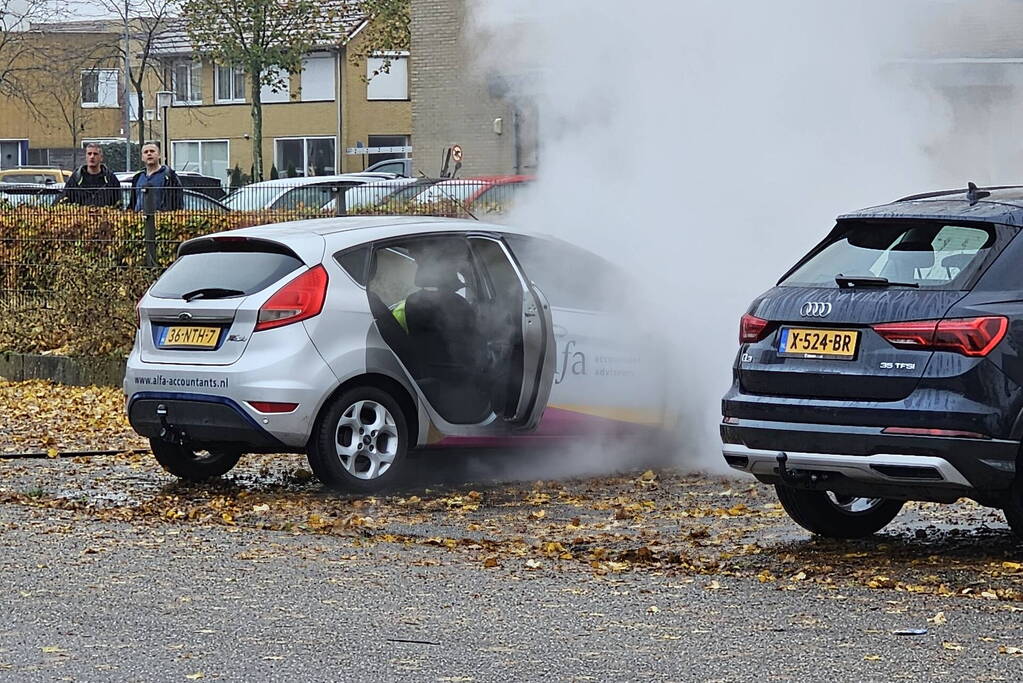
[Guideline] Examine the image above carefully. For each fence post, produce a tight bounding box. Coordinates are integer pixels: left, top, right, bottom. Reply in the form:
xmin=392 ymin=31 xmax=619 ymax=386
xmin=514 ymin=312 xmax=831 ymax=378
xmin=143 ymin=187 xmax=158 ymax=267
xmin=333 ymin=185 xmax=346 ymax=217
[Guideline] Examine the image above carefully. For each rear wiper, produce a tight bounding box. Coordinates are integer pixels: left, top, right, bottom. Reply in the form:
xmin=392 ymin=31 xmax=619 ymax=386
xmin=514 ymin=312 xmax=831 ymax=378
xmin=182 ymin=287 xmax=245 ymax=302
xmin=835 ymin=275 xmax=919 ymax=289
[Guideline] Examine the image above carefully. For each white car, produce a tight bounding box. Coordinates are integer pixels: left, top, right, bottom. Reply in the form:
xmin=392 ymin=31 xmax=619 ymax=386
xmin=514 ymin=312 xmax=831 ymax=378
xmin=124 ymin=216 xmax=670 ymax=491
xmin=223 ymin=173 xmax=398 ymax=212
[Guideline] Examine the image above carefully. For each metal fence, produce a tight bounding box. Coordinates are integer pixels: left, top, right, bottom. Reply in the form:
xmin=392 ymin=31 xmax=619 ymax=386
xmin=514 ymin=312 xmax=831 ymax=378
xmin=0 ymin=178 xmax=528 ymax=309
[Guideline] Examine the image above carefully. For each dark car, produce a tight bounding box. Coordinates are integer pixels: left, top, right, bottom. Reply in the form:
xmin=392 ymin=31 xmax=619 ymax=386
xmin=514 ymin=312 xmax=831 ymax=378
xmin=721 ymin=183 xmax=1023 ymax=540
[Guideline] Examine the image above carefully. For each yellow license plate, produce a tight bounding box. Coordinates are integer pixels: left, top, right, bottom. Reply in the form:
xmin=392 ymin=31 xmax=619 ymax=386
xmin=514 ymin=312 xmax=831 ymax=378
xmin=161 ymin=326 xmax=221 ymax=349
xmin=779 ymin=327 xmax=858 ymax=359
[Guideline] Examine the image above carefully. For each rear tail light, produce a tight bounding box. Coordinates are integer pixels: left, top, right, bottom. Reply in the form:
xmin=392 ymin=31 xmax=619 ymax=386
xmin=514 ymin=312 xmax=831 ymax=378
xmin=872 ymin=316 xmax=1007 ymax=357
xmin=247 ymin=401 xmax=299 ymax=413
xmin=254 ymin=265 xmax=328 ymax=332
xmin=882 ymin=426 xmax=991 ymax=439
xmin=740 ymin=313 xmax=770 ymax=344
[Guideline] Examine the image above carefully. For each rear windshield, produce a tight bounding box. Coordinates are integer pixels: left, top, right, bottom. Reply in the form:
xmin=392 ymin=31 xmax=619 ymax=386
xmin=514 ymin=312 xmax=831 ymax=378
xmin=781 ymin=220 xmax=997 ymax=290
xmin=150 ymin=251 xmax=303 ymax=299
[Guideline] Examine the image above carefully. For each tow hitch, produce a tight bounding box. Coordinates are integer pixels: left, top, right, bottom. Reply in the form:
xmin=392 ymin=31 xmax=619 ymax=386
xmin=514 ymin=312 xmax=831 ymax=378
xmin=776 ymin=452 xmax=830 ymax=487
xmin=156 ymin=404 xmax=189 ymax=445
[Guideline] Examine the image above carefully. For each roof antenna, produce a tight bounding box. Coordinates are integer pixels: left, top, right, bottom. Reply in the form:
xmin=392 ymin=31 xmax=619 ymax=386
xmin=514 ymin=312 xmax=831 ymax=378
xmin=967 ymin=182 xmax=990 ymax=206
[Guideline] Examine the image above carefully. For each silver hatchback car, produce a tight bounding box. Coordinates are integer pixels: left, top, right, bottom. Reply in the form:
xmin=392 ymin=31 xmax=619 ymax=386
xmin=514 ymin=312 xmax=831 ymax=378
xmin=125 ymin=216 xmax=669 ymax=491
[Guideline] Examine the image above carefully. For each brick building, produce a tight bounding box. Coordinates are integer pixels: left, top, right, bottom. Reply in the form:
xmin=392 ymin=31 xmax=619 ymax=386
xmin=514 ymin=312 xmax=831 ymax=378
xmin=410 ymin=0 xmax=537 ymax=177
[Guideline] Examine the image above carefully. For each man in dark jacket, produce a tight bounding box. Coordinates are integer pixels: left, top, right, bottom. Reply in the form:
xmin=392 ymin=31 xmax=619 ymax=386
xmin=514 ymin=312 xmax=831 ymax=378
xmin=57 ymin=143 xmax=122 ymax=207
xmin=130 ymin=142 xmax=183 ymax=212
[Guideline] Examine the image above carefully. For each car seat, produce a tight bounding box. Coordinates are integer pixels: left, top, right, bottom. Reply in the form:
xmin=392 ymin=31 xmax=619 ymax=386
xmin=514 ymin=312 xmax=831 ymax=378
xmin=404 ymin=261 xmax=490 ymax=423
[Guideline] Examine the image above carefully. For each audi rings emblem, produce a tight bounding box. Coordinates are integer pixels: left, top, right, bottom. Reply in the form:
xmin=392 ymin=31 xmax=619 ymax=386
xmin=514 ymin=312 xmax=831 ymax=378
xmin=799 ymin=301 xmax=832 ymax=318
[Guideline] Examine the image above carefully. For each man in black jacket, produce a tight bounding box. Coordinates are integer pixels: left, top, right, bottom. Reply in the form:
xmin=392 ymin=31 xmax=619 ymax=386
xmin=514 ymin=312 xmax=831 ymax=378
xmin=130 ymin=142 xmax=183 ymax=212
xmin=57 ymin=144 xmax=122 ymax=207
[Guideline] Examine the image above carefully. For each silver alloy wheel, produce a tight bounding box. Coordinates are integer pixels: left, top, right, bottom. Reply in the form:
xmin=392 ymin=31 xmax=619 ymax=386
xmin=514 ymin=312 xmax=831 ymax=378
xmin=334 ymin=399 xmax=399 ymax=480
xmin=827 ymin=492 xmax=885 ymax=514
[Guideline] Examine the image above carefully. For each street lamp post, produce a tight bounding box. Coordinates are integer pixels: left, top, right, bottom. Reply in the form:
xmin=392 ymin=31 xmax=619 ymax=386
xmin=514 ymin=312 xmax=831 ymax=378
xmin=156 ymin=90 xmax=173 ymax=166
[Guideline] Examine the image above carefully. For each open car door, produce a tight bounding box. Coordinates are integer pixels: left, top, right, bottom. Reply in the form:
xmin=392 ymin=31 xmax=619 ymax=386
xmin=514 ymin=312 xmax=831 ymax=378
xmin=468 ymin=235 xmax=556 ymax=431
xmin=364 ymin=233 xmax=555 ymax=436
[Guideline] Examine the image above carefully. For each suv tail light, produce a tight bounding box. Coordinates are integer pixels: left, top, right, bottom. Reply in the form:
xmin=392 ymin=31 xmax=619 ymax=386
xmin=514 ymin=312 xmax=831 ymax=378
xmin=740 ymin=313 xmax=769 ymax=344
xmin=872 ymin=316 xmax=1008 ymax=357
xmin=254 ymin=265 xmax=328 ymax=332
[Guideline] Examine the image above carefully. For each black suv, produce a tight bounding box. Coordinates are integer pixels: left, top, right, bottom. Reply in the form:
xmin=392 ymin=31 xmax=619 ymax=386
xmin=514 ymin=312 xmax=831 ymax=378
xmin=721 ymin=184 xmax=1023 ymax=539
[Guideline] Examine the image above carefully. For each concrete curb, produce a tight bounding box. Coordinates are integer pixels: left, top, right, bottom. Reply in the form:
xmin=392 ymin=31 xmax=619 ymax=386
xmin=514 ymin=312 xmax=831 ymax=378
xmin=0 ymin=353 xmax=126 ymax=387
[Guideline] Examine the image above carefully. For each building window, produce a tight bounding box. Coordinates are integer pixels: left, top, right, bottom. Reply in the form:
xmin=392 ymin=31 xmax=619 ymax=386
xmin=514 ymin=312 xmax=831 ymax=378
xmin=366 ymin=54 xmax=408 ymax=101
xmin=81 ymin=69 xmax=119 ymax=107
xmin=172 ymin=140 xmax=229 ymax=180
xmin=215 ymin=65 xmax=246 ymax=103
xmin=27 ymin=148 xmax=49 ymax=166
xmin=260 ymin=67 xmax=290 ymax=103
xmin=367 ymin=134 xmax=409 ymax=167
xmin=171 ymin=60 xmax=202 ymax=104
xmin=274 ymin=136 xmax=335 ymax=177
xmin=301 ymin=53 xmax=334 ymax=101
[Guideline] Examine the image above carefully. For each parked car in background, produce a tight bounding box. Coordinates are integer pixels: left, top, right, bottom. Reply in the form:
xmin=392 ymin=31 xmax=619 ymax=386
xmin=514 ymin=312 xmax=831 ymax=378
xmin=0 ymin=167 xmax=71 ymax=185
xmin=342 ymin=178 xmax=421 ymax=212
xmin=414 ymin=175 xmax=534 ymax=214
xmin=0 ymin=183 xmax=227 ymax=212
xmin=723 ymin=183 xmax=1023 ymax=541
xmin=0 ymin=183 xmax=61 ymax=207
xmin=222 ymin=173 xmax=397 ymax=212
xmin=365 ymin=157 xmax=411 ymax=176
xmin=117 ymin=171 xmax=226 ymax=200
xmin=124 ymin=216 xmax=668 ymax=492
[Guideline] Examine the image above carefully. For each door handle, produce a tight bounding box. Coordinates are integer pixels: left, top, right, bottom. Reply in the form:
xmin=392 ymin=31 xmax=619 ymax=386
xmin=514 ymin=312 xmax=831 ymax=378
xmin=553 ymin=324 xmax=567 ymax=338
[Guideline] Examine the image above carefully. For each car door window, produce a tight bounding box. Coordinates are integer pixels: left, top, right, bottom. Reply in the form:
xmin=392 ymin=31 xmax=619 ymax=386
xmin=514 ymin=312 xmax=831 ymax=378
xmin=503 ymin=235 xmax=625 ymax=312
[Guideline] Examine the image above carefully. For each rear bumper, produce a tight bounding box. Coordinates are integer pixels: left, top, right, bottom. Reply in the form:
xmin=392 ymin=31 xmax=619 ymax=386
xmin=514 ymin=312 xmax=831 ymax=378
xmin=128 ymin=393 xmax=288 ymax=451
xmin=721 ymin=417 xmax=1018 ymax=502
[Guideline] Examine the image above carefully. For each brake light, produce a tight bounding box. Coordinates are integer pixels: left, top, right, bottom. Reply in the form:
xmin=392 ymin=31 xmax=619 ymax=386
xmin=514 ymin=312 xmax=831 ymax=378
xmin=740 ymin=313 xmax=769 ymax=344
xmin=254 ymin=265 xmax=328 ymax=332
xmin=873 ymin=316 xmax=1007 ymax=357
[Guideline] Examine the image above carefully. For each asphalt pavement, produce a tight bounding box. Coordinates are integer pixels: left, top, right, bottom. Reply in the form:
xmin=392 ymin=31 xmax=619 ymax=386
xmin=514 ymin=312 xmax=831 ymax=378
xmin=0 ymin=447 xmax=1020 ymax=681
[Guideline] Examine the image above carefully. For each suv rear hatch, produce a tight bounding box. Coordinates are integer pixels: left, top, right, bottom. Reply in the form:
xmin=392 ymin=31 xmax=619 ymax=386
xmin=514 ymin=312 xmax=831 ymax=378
xmin=139 ymin=237 xmax=312 ymax=365
xmin=740 ymin=218 xmax=1014 ymax=401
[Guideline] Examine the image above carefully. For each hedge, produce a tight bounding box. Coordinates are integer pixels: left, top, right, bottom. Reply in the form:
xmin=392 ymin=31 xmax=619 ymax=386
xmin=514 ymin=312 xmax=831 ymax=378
xmin=0 ymin=199 xmax=507 ymax=358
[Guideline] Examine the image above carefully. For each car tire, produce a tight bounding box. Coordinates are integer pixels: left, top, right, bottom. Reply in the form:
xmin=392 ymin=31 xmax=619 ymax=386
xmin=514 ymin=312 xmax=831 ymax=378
xmin=150 ymin=439 xmax=242 ymax=481
xmin=1001 ymin=478 xmax=1023 ymax=541
xmin=775 ymin=484 xmax=904 ymax=539
xmin=307 ymin=386 xmax=409 ymax=493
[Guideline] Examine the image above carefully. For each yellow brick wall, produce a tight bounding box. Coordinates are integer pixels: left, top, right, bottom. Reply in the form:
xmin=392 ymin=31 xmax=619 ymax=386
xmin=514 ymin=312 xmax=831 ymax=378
xmin=0 ymin=32 xmax=128 ymax=159
xmin=339 ymin=32 xmax=412 ymax=173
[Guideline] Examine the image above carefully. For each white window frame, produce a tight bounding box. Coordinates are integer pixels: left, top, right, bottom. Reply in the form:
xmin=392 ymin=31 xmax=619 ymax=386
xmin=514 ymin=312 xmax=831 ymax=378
xmin=171 ymin=59 xmax=203 ymax=105
xmin=171 ymin=139 xmax=230 ymax=177
xmin=214 ymin=65 xmax=246 ymax=104
xmin=366 ymin=51 xmax=409 ymax=101
xmin=273 ymin=136 xmax=337 ymax=176
xmin=81 ymin=69 xmax=120 ymax=108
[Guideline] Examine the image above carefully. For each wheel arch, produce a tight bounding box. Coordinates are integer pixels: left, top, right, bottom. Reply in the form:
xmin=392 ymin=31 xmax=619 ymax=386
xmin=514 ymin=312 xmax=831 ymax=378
xmin=309 ymin=373 xmax=420 ymax=449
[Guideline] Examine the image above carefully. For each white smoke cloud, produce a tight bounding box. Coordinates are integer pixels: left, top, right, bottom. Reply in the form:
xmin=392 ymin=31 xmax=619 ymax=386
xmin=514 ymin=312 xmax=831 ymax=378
xmin=467 ymin=0 xmax=973 ymax=471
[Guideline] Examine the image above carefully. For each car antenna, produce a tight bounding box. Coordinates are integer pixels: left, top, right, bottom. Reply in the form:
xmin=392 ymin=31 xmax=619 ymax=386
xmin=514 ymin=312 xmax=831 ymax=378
xmin=967 ymin=181 xmax=990 ymax=206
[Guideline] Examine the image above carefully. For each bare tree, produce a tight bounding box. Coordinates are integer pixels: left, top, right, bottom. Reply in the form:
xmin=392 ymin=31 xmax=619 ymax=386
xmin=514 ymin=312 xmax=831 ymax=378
xmin=182 ymin=0 xmax=341 ymax=180
xmin=0 ymin=0 xmax=61 ymax=102
xmin=36 ymin=41 xmax=121 ymax=168
xmin=89 ymin=0 xmax=180 ymax=156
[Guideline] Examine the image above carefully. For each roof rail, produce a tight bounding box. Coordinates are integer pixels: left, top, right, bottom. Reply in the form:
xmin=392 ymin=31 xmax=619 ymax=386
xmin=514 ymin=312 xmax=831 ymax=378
xmin=895 ymin=184 xmax=1023 ymax=203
